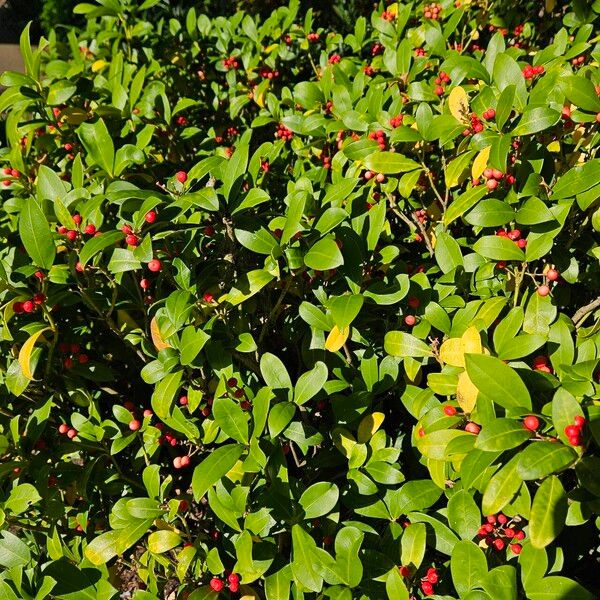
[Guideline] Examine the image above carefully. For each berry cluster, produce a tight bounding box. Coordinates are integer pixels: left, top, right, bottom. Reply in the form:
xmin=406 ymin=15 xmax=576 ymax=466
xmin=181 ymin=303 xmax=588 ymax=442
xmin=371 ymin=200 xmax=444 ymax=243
xmin=259 ymin=66 xmax=280 ymax=79
xmin=483 ymin=167 xmax=515 ymax=191
xmin=368 ymin=129 xmax=388 ymax=150
xmin=307 ymin=32 xmax=320 ymax=42
xmin=222 ymin=56 xmax=240 ymax=70
xmin=522 ymin=64 xmax=545 ymax=79
xmin=482 ymin=108 xmax=496 ymax=120
xmin=477 ymin=513 xmax=526 ymax=554
xmin=60 ymin=342 xmax=89 ymax=368
xmin=275 ymin=123 xmax=293 ymax=141
xmin=433 ymin=70 xmax=450 ymax=96
xmin=463 ymin=112 xmax=484 ymax=136
xmin=58 ymin=213 xmax=100 ymax=241
xmin=414 ymin=47 xmax=426 ymax=57
xmin=565 ymin=416 xmax=586 ymax=446
xmin=381 ymin=10 xmax=395 ymax=21
xmin=210 ymin=573 xmax=240 ymax=593
xmin=423 ymin=3 xmax=442 ymax=19
xmin=389 ymin=114 xmax=404 ymax=128
xmin=571 ymin=55 xmax=586 ymax=68
xmin=13 ymin=293 xmax=46 ymax=315
xmin=364 ymin=170 xmax=385 ymax=183
xmin=175 ymin=115 xmax=188 ymax=127
xmin=1 ymin=166 xmax=20 ymax=186
xmin=420 ymin=567 xmax=439 ymax=596
xmin=328 ymin=54 xmax=341 ymax=65
xmin=58 ymin=423 xmax=78 ymax=439
xmin=227 ymin=377 xmax=251 ymax=410
xmin=363 ymin=64 xmax=376 ymax=77
xmin=371 ymin=42 xmax=384 ymax=56
xmin=414 ymin=208 xmax=428 ymax=224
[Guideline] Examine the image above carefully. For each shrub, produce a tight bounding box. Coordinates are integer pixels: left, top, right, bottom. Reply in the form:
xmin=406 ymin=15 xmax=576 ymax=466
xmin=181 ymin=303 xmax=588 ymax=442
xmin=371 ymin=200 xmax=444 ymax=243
xmin=0 ymin=0 xmax=599 ymax=598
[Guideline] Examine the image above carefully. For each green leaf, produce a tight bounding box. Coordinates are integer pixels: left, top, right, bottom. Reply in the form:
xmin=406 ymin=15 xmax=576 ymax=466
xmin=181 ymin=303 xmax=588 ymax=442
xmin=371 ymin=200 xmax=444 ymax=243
xmin=473 ymin=235 xmax=525 ymax=261
xmin=78 ymin=120 xmax=115 ymax=176
xmin=512 ymin=107 xmax=560 ymax=135
xmin=465 ymin=199 xmax=514 ymax=227
xmin=559 ymin=76 xmax=600 ymax=112
xmin=447 ymin=490 xmax=481 ymax=540
xmin=333 ymin=526 xmax=364 ymax=587
xmin=435 ymin=231 xmax=463 ymax=273
xmin=223 ymin=269 xmax=275 ymax=306
xmin=213 ymin=397 xmax=249 ymax=443
xmin=108 ymin=248 xmax=141 ymax=273
xmin=148 ymin=530 xmax=182 ymax=554
xmin=526 ymin=576 xmax=594 ymax=600
xmin=328 ymin=294 xmax=364 ymax=328
xmin=19 ymin=198 xmax=56 ymax=269
xmin=401 ymin=522 xmax=426 ymax=569
xmin=192 ymin=444 xmax=245 ymax=501
xmin=384 ymin=331 xmax=432 ymax=358
xmin=444 ymin=186 xmax=488 ymax=225
xmin=37 ymin=165 xmax=69 ymax=203
xmin=4 ymin=483 xmax=41 ymax=515
xmin=385 ymin=567 xmax=410 ymax=600
xmin=551 ymin=160 xmax=600 ymax=199
xmin=260 ymin=352 xmax=292 ymax=390
xmin=151 ymin=371 xmax=183 ymax=418
xmin=482 ymin=454 xmax=522 ymax=515
xmin=85 ymin=518 xmax=153 ymax=565
xmin=451 ymin=540 xmax=488 ymax=596
xmin=416 ymin=429 xmax=473 ymax=460
xmin=363 ymin=152 xmax=419 ymax=174
xmin=179 ymin=326 xmax=210 ymax=366
xmin=0 ymin=531 xmax=31 ymax=567
xmin=523 ymin=292 xmax=557 ymax=336
xmin=475 ymin=419 xmax=532 ymax=451
xmin=465 ymin=354 xmax=531 ymax=409
xmin=482 ymin=565 xmax=517 ymax=600
xmin=529 ymin=476 xmax=568 ymax=549
xmin=291 ymin=524 xmax=323 ymax=592
xmin=299 ymin=482 xmax=339 ymax=519
xmin=79 ymin=230 xmax=123 ymax=266
xmin=304 ymin=238 xmax=344 ymax=270
xmin=516 ymin=443 xmax=577 ymax=480
xmin=294 ymin=361 xmax=328 ymax=405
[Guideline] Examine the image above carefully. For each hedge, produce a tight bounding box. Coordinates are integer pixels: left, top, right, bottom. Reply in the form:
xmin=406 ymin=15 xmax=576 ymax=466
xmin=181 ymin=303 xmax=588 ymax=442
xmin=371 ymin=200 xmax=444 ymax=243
xmin=0 ymin=0 xmax=599 ymax=598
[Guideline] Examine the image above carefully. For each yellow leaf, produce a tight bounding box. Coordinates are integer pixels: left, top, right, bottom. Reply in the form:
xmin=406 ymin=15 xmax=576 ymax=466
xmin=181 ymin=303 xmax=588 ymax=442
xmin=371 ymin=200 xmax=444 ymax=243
xmin=91 ymin=59 xmax=108 ymax=73
xmin=472 ymin=146 xmax=491 ymax=180
xmin=19 ymin=328 xmax=51 ymax=380
xmin=357 ymin=412 xmax=385 ymax=443
xmin=150 ymin=316 xmax=171 ymax=351
xmin=439 ymin=326 xmax=482 ymax=368
xmin=226 ymin=459 xmax=245 ymax=483
xmin=387 ymin=2 xmax=398 ymax=16
xmin=545 ymin=0 xmax=555 ymax=11
xmin=456 ymin=370 xmax=478 ymax=413
xmin=332 ymin=427 xmax=356 ymax=457
xmin=448 ymin=86 xmax=470 ymax=123
xmin=325 ymin=325 xmax=350 ymax=352
xmin=547 ymin=141 xmax=561 ymax=153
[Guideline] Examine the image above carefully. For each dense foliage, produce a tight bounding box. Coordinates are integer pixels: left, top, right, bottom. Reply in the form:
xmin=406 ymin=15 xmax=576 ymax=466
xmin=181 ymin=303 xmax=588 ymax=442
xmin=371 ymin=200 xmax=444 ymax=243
xmin=1 ymin=0 xmax=599 ymax=598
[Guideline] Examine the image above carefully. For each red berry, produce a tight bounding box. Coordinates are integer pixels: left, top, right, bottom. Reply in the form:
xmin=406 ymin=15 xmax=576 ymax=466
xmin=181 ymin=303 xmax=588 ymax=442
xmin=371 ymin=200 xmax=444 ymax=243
xmin=408 ymin=296 xmax=420 ymax=308
xmin=399 ymin=565 xmax=410 ymax=577
xmin=209 ymin=578 xmax=224 ymax=592
xmin=546 ymin=269 xmax=559 ymax=281
xmin=565 ymin=425 xmax=580 ymax=437
xmin=404 ymin=315 xmax=416 ymax=326
xmin=227 ymin=377 xmax=238 ymax=387
xmin=66 ymin=230 xmax=78 ymax=241
xmin=84 ymin=224 xmax=96 ymax=235
xmin=443 ymin=405 xmax=457 ymax=416
xmin=517 ymin=239 xmax=527 ymax=248
xmin=148 ymin=259 xmax=162 ymax=272
xmin=72 ymin=214 xmax=82 ymax=225
xmin=143 ymin=409 xmax=153 ymax=418
xmin=421 ymin=581 xmax=434 ymax=596
xmin=504 ymin=527 xmax=516 ymax=538
xmin=228 ymin=573 xmax=240 ymax=584
xmin=465 ymin=422 xmax=481 ymax=434
xmin=145 ymin=211 xmax=157 ymax=223
xmin=129 ymin=419 xmax=141 ymax=431
xmin=568 ymin=435 xmax=581 ymax=446
xmin=180 ymin=455 xmax=190 ymax=467
xmin=574 ymin=416 xmax=585 ymax=428
xmin=121 ymin=224 xmax=133 ymax=234
xmin=510 ymin=543 xmax=522 ymax=554
xmin=58 ymin=424 xmax=69 ymax=434
xmin=486 ymin=515 xmax=497 ymax=524
xmin=125 ymin=234 xmax=138 ymax=246
xmin=497 ymin=513 xmax=507 ymax=524
xmin=175 ymin=171 xmax=188 ymax=183
xmin=179 ymin=395 xmax=188 ymax=406
xmin=66 ymin=428 xmax=77 ymax=439
xmin=33 ymin=293 xmax=46 ymax=305
xmin=493 ymin=538 xmax=505 ymax=551
xmin=78 ymin=353 xmax=89 ymax=364
xmin=173 ymin=457 xmax=182 ymax=469
xmin=34 ymin=271 xmax=45 ymax=279
xmin=486 ymin=179 xmax=498 ymax=190
xmin=485 ymin=108 xmax=496 ymax=120
xmin=22 ymin=300 xmax=35 ymax=313
xmin=537 ymin=285 xmax=550 ymax=297
xmin=523 ymin=415 xmax=539 ymax=431
xmin=434 ymin=85 xmax=444 ymax=96
xmin=515 ymin=530 xmax=525 ymax=540
xmin=140 ymin=278 xmax=151 ymax=290
xmin=203 ymin=292 xmax=214 ymax=303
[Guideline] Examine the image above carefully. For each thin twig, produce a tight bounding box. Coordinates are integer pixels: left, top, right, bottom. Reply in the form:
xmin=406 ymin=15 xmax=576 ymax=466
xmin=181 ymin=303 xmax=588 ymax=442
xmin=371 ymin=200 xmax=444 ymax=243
xmin=572 ymin=296 xmax=600 ymax=327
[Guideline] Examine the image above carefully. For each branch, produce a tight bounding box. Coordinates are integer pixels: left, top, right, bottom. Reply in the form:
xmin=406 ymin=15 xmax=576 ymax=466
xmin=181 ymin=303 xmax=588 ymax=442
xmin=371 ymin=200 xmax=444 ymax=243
xmin=572 ymin=296 xmax=600 ymax=326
